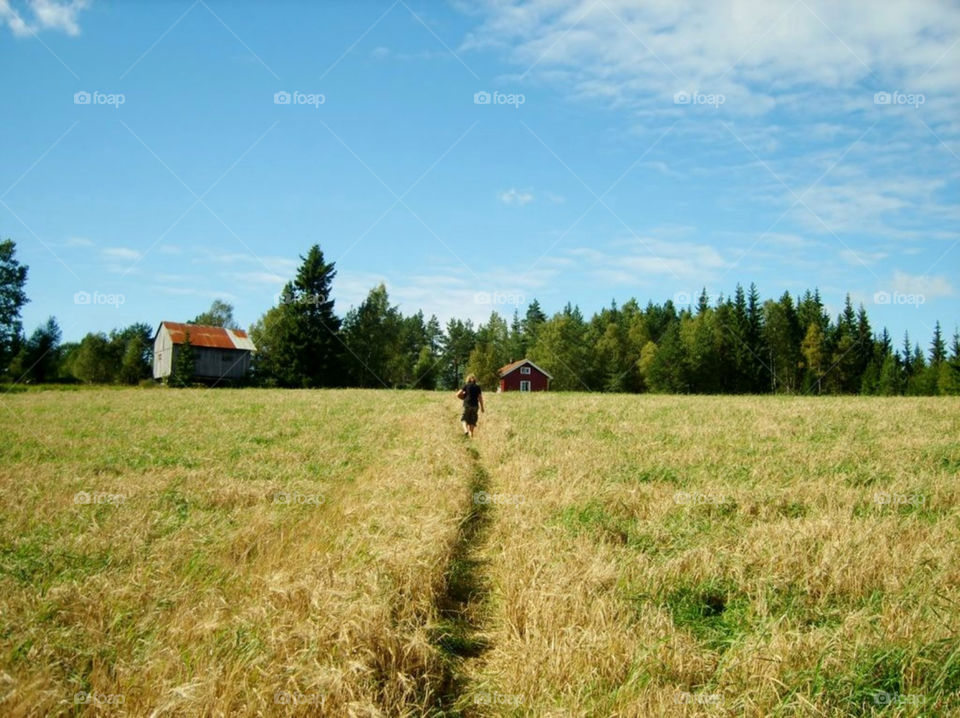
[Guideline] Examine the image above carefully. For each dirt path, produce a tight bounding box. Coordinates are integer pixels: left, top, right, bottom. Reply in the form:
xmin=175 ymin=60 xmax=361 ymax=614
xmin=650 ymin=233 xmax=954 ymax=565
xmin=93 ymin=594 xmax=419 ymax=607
xmin=430 ymin=441 xmax=494 ymax=715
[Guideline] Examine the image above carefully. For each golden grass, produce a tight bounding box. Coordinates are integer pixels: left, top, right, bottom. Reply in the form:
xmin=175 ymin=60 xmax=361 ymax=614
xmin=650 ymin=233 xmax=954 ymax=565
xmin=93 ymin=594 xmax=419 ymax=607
xmin=0 ymin=389 xmax=958 ymax=716
xmin=472 ymin=394 xmax=960 ymax=717
xmin=0 ymin=389 xmax=471 ymax=715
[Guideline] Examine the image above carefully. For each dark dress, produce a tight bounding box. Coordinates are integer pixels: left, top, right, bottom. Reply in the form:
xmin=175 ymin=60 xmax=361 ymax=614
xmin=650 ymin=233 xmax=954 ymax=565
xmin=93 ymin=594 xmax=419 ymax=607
xmin=460 ymin=383 xmax=482 ymax=424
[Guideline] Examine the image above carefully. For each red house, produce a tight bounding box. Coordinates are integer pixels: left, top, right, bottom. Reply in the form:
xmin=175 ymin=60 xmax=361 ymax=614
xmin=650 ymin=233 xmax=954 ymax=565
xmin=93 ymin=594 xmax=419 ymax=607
xmin=498 ymin=358 xmax=553 ymax=392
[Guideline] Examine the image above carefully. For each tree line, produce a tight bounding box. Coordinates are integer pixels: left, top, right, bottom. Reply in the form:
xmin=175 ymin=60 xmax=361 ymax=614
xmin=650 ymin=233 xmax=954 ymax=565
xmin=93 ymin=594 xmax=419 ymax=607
xmin=1 ymin=240 xmax=957 ymax=394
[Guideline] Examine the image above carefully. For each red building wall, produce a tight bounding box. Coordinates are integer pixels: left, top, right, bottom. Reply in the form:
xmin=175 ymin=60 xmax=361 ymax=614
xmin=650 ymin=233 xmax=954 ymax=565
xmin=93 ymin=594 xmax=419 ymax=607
xmin=499 ymin=363 xmax=550 ymax=391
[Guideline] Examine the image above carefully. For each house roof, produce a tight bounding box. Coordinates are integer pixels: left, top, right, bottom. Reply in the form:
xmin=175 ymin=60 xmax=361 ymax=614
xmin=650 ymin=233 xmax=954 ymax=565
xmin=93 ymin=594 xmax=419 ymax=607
xmin=157 ymin=321 xmax=256 ymax=351
xmin=498 ymin=358 xmax=553 ymax=379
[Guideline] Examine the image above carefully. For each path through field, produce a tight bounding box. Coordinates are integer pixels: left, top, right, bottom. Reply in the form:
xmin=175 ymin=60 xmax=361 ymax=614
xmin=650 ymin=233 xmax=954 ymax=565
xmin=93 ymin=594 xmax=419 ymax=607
xmin=1 ymin=388 xmax=958 ymax=716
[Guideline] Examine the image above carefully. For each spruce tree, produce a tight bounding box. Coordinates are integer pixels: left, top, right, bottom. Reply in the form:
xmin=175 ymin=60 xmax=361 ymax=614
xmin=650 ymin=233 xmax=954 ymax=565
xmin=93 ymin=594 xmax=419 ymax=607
xmin=289 ymin=245 xmax=343 ymax=387
xmin=341 ymin=284 xmax=401 ymax=387
xmin=646 ymin=322 xmax=688 ymax=393
xmin=0 ymin=239 xmax=29 ymax=376
xmin=522 ymin=299 xmax=547 ymax=347
xmin=877 ymin=353 xmax=901 ymax=395
xmin=930 ymin=321 xmax=947 ymax=365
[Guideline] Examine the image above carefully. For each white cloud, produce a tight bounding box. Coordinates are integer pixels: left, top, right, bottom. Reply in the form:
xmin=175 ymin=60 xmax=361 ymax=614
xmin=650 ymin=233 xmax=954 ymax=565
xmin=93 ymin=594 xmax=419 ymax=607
xmin=154 ymin=273 xmax=193 ymax=283
xmin=225 ymin=271 xmax=287 ymax=286
xmin=499 ymin=187 xmax=535 ymax=205
xmin=463 ymin=0 xmax=960 ymax=120
xmin=839 ymin=248 xmax=887 ymax=265
xmin=196 ymin=249 xmax=298 ymax=273
xmin=1 ymin=0 xmax=89 ymax=37
xmin=101 ymin=247 xmax=141 ymax=261
xmin=642 ymin=161 xmax=682 ymax=178
xmin=561 ymin=235 xmax=731 ymax=287
xmin=65 ymin=236 xmax=92 ymax=247
xmin=370 ymin=46 xmax=390 ymax=59
xmin=891 ymin=271 xmax=954 ymax=298
xmin=155 ymin=286 xmax=238 ymax=300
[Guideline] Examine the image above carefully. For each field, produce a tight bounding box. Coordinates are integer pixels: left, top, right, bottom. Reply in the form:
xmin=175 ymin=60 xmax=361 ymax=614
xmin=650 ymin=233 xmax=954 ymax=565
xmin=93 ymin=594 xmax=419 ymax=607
xmin=1 ymin=388 xmax=958 ymax=717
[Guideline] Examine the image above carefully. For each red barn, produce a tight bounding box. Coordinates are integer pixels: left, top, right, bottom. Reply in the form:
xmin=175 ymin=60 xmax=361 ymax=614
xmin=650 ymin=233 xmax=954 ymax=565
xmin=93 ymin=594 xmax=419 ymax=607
xmin=498 ymin=359 xmax=553 ymax=392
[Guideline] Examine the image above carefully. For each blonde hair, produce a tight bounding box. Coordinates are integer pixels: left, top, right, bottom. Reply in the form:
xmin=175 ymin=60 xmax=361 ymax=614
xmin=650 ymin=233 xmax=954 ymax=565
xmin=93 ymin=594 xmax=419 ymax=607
xmin=466 ymin=374 xmax=477 ymax=383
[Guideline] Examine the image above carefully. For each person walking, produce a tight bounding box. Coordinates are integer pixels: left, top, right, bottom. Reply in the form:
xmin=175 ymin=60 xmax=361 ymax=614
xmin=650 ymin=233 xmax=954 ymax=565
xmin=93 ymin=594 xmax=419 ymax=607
xmin=456 ymin=374 xmax=484 ymax=438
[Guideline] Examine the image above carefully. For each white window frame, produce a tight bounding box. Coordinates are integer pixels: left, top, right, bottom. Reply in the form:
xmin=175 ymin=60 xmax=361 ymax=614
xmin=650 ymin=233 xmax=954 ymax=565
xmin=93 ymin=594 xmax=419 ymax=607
xmin=520 ymin=380 xmax=531 ymax=391
xmin=520 ymin=366 xmax=531 ymax=374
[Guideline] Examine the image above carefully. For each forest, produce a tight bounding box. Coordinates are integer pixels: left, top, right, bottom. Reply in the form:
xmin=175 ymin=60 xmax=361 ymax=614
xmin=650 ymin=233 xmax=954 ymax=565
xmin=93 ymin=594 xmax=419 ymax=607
xmin=3 ymin=241 xmax=958 ymax=395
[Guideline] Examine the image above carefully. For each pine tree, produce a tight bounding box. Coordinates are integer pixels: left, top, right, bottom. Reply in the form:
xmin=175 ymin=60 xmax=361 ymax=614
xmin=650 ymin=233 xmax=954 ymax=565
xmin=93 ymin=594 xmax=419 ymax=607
xmin=442 ymin=319 xmax=477 ymax=390
xmin=289 ymin=245 xmax=343 ymax=387
xmin=929 ymin=321 xmax=947 ymax=365
xmin=746 ymin=283 xmax=766 ymax=391
xmin=877 ymin=352 xmax=901 ymax=396
xmin=341 ymin=284 xmax=401 ymax=387
xmin=249 ymin=245 xmax=342 ymax=387
xmin=937 ymin=361 xmax=959 ymax=395
xmin=696 ymin=287 xmax=710 ymax=315
xmin=646 ymin=322 xmax=688 ymax=393
xmin=728 ymin=284 xmax=754 ymax=393
xmin=0 ymin=239 xmax=29 ymax=376
xmin=901 ymin=332 xmax=913 ymax=376
xmin=522 ymin=299 xmax=547 ymax=347
xmin=682 ymin=310 xmax=719 ymax=392
xmin=508 ymin=310 xmax=526 ymax=361
xmin=854 ymin=304 xmax=874 ymax=382
xmin=762 ymin=296 xmax=801 ymax=393
xmin=712 ymin=300 xmax=738 ymax=393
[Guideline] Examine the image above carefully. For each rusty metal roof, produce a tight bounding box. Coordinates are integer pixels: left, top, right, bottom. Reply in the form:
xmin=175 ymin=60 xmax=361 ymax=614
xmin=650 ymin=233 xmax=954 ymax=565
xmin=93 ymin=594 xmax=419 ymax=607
xmin=498 ymin=358 xmax=553 ymax=379
xmin=158 ymin=322 xmax=256 ymax=351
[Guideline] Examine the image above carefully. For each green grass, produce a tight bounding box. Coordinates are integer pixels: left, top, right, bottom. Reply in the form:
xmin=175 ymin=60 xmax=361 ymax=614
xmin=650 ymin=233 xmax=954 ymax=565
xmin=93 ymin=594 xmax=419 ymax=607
xmin=1 ymin=389 xmax=958 ymax=716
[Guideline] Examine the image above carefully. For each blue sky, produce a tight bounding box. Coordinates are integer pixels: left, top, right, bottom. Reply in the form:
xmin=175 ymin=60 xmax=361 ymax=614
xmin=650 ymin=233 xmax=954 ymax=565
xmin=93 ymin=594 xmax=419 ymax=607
xmin=1 ymin=0 xmax=957 ymax=347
